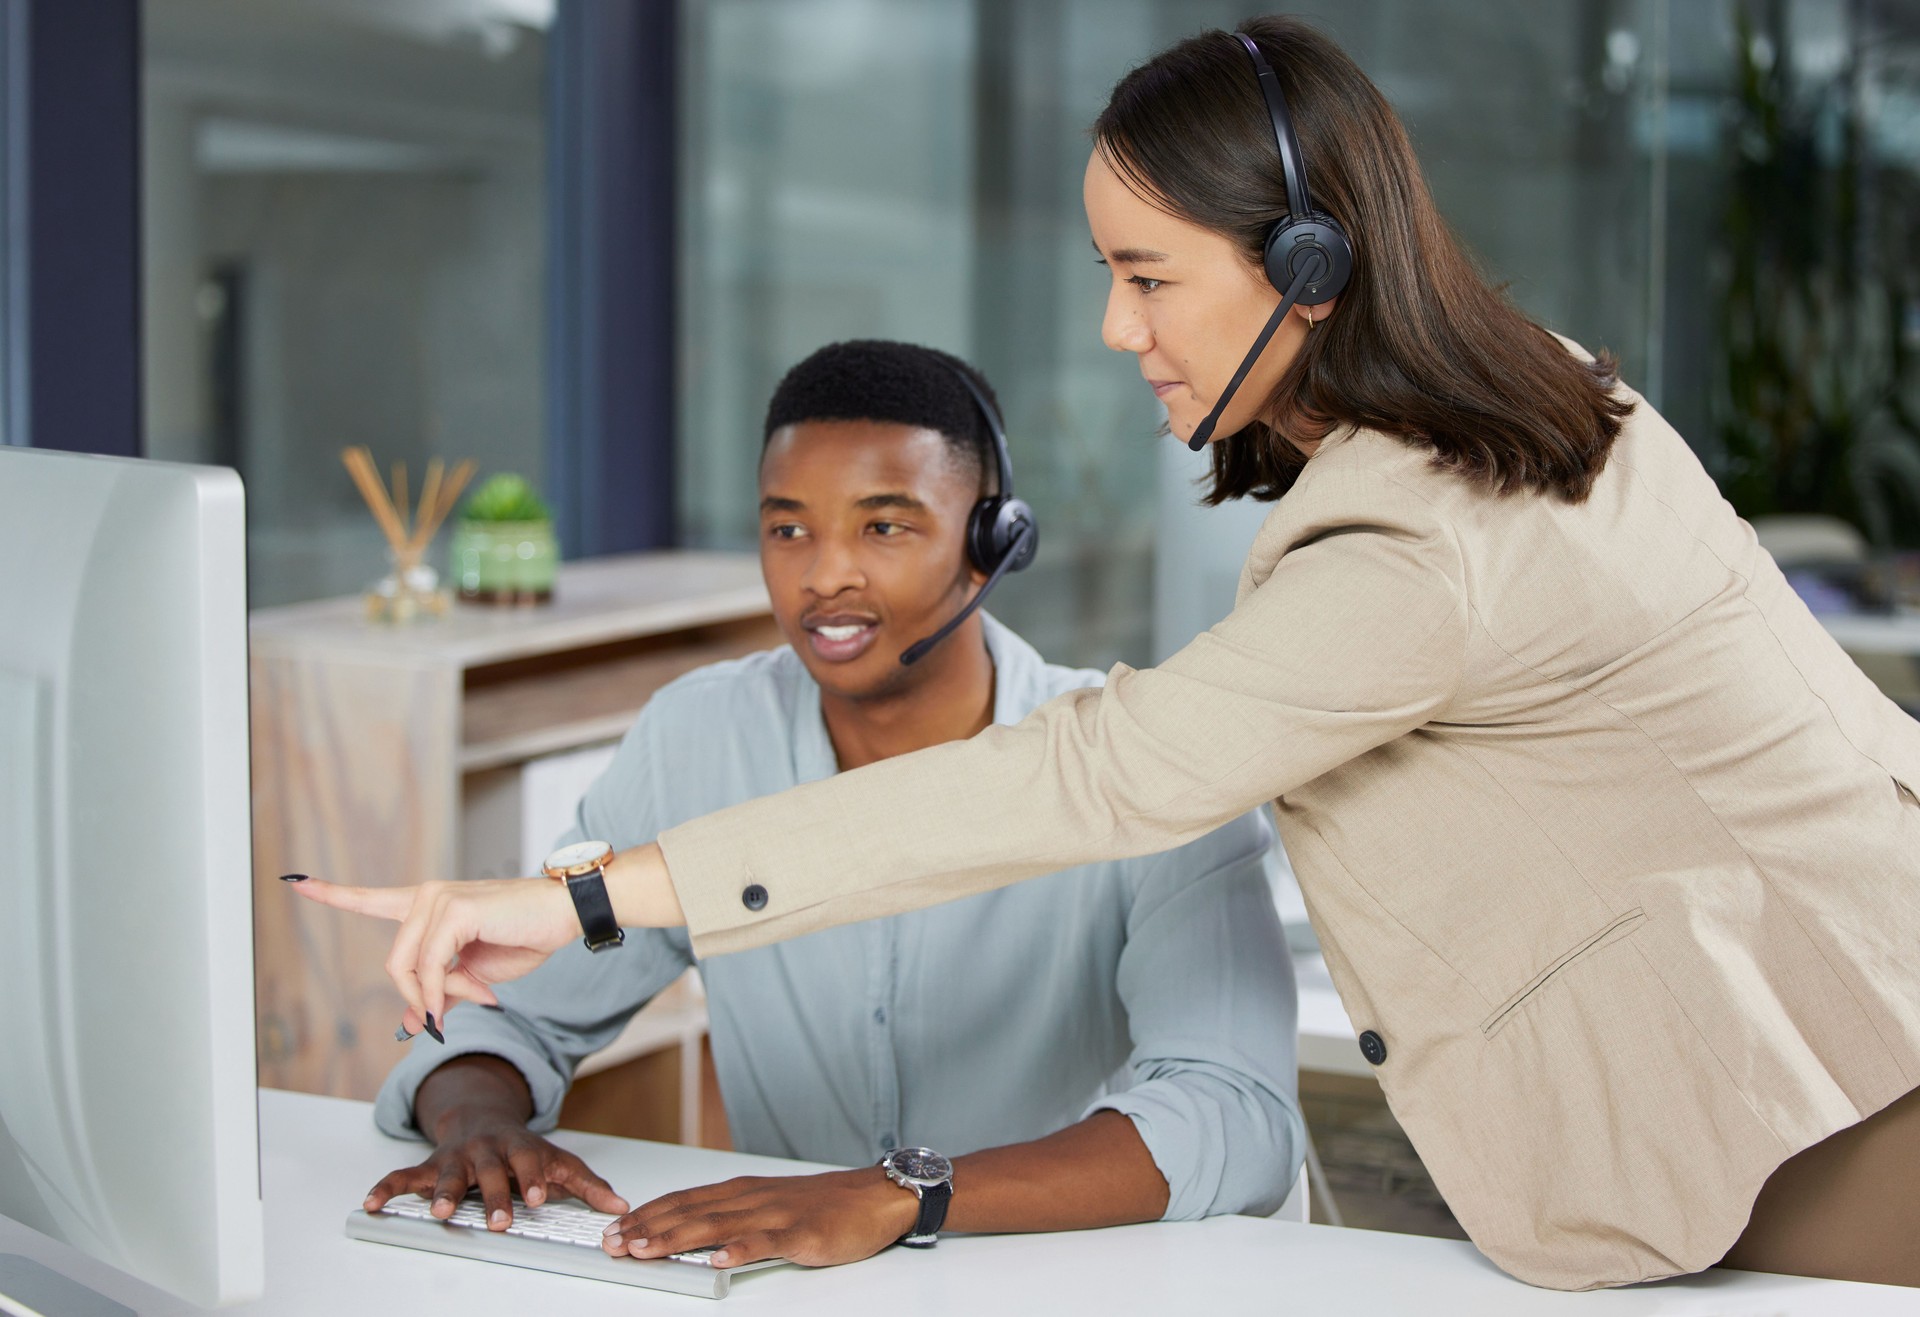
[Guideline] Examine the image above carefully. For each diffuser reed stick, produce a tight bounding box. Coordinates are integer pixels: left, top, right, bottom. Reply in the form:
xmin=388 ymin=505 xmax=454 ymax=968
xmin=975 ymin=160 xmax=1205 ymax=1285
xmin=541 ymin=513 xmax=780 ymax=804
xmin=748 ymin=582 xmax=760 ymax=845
xmin=341 ymin=446 xmax=472 ymax=622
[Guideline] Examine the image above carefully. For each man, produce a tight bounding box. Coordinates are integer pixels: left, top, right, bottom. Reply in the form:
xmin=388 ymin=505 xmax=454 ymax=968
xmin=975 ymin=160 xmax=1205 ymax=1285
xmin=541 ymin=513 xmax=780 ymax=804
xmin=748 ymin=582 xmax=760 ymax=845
xmin=369 ymin=340 xmax=1301 ymax=1269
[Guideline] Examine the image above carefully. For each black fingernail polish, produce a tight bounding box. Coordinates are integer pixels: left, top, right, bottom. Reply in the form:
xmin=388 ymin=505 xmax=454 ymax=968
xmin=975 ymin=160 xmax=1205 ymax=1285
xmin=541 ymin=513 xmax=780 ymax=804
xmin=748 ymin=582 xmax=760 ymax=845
xmin=423 ymin=1013 xmax=445 ymax=1044
xmin=394 ymin=1023 xmax=416 ymax=1043
xmin=278 ymin=873 xmax=310 ymax=883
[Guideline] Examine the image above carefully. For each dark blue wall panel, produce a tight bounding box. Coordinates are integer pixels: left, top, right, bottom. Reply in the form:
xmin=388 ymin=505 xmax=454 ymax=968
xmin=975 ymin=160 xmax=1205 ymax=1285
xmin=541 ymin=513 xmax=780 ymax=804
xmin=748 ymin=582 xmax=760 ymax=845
xmin=547 ymin=0 xmax=678 ymax=556
xmin=12 ymin=0 xmax=142 ymax=457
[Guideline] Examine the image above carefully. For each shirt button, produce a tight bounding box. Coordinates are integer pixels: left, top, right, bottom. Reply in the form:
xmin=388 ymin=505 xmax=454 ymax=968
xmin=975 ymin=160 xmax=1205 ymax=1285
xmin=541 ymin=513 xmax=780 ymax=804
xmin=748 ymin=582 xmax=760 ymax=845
xmin=882 ymin=1133 xmax=897 ymax=1149
xmin=1358 ymin=1030 xmax=1388 ymax=1066
xmin=873 ymin=1008 xmax=887 ymax=1025
xmin=741 ymin=883 xmax=768 ymax=911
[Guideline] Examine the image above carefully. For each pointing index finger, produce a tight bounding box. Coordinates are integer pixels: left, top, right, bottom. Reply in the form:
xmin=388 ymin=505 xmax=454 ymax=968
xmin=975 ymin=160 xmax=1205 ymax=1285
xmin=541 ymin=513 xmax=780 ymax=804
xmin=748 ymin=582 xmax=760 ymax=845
xmin=287 ymin=878 xmax=416 ymax=922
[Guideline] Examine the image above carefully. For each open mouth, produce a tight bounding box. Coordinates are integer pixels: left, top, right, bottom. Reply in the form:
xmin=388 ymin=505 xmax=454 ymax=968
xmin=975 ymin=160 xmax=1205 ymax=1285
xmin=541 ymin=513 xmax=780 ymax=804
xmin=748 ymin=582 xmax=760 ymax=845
xmin=802 ymin=616 xmax=880 ymax=663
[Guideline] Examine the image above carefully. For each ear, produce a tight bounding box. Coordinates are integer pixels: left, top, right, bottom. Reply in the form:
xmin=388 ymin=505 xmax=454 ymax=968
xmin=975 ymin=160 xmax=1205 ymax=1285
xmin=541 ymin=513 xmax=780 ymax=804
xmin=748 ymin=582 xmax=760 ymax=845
xmin=1299 ymin=294 xmax=1340 ymax=326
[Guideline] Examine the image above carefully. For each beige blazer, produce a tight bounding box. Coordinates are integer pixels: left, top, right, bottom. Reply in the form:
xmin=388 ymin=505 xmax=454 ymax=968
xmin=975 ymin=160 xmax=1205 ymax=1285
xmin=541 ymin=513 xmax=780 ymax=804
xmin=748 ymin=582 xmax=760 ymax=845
xmin=660 ymin=361 xmax=1920 ymax=1290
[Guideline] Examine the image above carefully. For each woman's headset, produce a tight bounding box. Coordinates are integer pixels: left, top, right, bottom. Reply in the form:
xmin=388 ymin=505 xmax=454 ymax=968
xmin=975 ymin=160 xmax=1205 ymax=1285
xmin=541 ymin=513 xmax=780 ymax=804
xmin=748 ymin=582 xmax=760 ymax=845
xmin=1185 ymin=32 xmax=1354 ymax=452
xmin=898 ymin=365 xmax=1038 ymax=666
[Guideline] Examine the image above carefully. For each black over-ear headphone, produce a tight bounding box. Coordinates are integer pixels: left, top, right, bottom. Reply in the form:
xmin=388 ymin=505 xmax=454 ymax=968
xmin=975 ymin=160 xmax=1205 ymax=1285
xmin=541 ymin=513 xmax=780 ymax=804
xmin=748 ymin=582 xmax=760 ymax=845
xmin=899 ymin=364 xmax=1038 ymax=665
xmin=1185 ymin=32 xmax=1355 ymax=452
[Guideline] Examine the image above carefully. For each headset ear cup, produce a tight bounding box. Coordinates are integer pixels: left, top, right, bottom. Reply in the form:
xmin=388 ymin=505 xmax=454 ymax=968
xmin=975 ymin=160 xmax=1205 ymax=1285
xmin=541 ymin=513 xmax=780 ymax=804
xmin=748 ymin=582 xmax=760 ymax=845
xmin=968 ymin=496 xmax=1038 ymax=575
xmin=1262 ymin=215 xmax=1353 ymax=305
xmin=999 ymin=497 xmax=1038 ymax=571
xmin=1261 ymin=222 xmax=1294 ymax=292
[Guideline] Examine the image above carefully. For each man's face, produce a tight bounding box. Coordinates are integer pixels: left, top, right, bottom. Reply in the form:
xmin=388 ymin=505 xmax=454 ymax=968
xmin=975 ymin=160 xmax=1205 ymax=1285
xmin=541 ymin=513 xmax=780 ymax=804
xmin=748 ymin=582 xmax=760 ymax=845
xmin=759 ymin=419 xmax=985 ymax=701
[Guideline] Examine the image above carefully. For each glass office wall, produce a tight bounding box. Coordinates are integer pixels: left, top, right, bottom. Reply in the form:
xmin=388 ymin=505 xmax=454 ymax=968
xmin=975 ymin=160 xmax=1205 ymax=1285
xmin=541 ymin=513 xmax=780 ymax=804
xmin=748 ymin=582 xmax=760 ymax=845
xmin=680 ymin=0 xmax=1920 ymax=669
xmin=142 ymin=0 xmax=550 ymax=607
xmin=681 ymin=0 xmax=1208 ymax=668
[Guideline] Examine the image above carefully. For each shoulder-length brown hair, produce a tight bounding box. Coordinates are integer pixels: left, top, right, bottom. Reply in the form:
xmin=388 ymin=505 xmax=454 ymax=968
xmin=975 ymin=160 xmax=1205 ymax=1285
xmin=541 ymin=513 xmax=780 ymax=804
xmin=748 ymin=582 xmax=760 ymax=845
xmin=1093 ymin=15 xmax=1631 ymax=504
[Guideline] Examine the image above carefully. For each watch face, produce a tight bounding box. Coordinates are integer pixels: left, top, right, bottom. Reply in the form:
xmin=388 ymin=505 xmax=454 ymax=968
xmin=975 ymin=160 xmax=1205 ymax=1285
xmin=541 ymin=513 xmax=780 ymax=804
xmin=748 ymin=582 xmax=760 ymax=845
xmin=886 ymin=1147 xmax=951 ymax=1187
xmin=545 ymin=840 xmax=613 ymax=875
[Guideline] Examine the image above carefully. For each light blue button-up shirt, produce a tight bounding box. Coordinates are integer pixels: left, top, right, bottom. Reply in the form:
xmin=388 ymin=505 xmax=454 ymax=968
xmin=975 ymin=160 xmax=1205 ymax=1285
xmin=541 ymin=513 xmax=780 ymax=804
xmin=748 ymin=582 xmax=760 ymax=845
xmin=375 ymin=617 xmax=1303 ymax=1219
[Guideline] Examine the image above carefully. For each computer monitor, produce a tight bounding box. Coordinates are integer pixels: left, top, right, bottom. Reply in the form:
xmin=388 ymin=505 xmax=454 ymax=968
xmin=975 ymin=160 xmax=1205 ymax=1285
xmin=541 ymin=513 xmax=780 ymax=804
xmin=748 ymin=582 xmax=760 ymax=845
xmin=0 ymin=448 xmax=264 ymax=1307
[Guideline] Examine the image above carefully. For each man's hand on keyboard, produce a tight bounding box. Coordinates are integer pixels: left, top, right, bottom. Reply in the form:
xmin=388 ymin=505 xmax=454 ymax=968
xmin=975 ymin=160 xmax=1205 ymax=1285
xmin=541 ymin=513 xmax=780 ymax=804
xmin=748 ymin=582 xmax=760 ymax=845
xmin=600 ymin=1168 xmax=920 ymax=1270
xmin=364 ymin=1110 xmax=629 ymax=1233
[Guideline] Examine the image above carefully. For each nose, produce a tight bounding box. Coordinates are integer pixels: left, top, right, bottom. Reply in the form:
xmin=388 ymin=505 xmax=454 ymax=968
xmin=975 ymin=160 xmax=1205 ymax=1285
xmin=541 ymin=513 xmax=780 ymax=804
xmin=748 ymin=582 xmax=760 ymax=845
xmin=1101 ymin=284 xmax=1151 ymax=355
xmin=802 ymin=532 xmax=866 ymax=599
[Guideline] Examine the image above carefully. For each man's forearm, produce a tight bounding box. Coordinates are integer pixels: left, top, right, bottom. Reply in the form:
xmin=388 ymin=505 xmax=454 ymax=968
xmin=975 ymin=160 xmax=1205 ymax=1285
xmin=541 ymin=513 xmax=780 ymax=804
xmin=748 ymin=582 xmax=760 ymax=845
xmin=412 ymin=1054 xmax=536 ymax=1143
xmin=938 ymin=1109 xmax=1169 ymax=1234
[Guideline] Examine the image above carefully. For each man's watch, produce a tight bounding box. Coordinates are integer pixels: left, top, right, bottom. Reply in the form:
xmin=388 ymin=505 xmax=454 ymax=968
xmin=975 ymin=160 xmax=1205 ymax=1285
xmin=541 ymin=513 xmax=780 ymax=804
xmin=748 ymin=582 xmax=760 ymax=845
xmin=879 ymin=1146 xmax=953 ymax=1248
xmin=542 ymin=841 xmax=624 ymax=953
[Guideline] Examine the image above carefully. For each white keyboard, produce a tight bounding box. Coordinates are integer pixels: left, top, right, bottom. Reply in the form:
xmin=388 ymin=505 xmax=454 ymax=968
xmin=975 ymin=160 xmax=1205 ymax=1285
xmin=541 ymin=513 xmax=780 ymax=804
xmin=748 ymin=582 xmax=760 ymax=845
xmin=344 ymin=1192 xmax=785 ymax=1299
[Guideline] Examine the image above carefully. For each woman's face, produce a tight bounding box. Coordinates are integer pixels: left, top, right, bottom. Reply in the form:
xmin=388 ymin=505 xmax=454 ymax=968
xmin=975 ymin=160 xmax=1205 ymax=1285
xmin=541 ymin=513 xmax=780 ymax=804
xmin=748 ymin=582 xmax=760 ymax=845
xmin=1084 ymin=147 xmax=1315 ymax=446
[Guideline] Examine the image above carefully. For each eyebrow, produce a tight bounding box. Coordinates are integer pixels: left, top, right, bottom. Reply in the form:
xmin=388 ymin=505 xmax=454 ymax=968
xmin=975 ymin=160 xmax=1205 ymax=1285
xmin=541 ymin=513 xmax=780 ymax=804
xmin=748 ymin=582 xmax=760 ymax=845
xmin=855 ymin=492 xmax=928 ymax=512
xmin=1091 ymin=236 xmax=1169 ymax=264
xmin=758 ymin=492 xmax=930 ymax=514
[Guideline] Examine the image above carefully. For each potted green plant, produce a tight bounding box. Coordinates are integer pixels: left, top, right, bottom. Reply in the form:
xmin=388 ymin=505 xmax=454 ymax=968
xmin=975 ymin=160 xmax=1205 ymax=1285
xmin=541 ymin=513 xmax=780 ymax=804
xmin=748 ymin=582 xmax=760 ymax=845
xmin=450 ymin=473 xmax=559 ymax=604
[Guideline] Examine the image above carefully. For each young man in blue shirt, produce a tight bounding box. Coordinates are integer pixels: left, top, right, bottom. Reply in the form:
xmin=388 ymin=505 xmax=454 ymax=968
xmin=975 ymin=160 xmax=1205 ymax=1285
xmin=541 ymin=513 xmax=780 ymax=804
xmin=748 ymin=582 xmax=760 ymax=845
xmin=368 ymin=340 xmax=1301 ymax=1269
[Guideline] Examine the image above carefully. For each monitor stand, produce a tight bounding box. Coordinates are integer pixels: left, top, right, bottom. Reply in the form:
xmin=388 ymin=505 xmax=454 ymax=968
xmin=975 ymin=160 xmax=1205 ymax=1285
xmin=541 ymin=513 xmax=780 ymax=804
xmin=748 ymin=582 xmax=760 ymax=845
xmin=0 ymin=1256 xmax=135 ymax=1317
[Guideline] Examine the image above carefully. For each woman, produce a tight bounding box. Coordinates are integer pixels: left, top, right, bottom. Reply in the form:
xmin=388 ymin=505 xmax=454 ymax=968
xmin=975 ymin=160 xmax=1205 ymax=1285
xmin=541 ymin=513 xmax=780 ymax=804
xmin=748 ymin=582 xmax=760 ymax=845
xmin=301 ymin=16 xmax=1920 ymax=1291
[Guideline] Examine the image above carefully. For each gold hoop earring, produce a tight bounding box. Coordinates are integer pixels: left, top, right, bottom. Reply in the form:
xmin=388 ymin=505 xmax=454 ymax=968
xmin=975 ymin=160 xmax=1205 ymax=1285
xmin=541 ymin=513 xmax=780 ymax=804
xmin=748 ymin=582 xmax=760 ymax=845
xmin=1305 ymin=307 xmax=1316 ymax=329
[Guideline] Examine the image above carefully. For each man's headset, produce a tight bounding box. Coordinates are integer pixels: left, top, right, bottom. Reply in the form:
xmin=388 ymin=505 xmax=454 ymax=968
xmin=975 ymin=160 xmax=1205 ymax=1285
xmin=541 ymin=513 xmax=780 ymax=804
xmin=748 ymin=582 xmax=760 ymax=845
xmin=899 ymin=365 xmax=1038 ymax=665
xmin=1185 ymin=32 xmax=1354 ymax=453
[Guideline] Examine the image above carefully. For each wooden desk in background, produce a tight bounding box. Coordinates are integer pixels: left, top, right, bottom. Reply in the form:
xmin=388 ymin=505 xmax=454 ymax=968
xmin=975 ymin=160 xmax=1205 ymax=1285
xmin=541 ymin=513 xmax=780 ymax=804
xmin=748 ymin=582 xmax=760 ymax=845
xmin=248 ymin=551 xmax=780 ymax=1136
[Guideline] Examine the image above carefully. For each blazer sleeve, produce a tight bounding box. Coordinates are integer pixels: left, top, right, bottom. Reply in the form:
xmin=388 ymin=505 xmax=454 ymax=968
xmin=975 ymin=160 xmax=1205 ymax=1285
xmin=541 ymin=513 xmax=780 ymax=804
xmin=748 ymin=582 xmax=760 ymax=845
xmin=659 ymin=465 xmax=1468 ymax=958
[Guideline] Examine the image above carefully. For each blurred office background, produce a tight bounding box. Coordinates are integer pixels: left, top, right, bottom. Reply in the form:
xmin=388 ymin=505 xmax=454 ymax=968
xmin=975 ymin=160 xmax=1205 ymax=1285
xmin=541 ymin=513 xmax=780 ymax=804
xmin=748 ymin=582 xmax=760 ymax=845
xmin=0 ymin=0 xmax=1881 ymax=661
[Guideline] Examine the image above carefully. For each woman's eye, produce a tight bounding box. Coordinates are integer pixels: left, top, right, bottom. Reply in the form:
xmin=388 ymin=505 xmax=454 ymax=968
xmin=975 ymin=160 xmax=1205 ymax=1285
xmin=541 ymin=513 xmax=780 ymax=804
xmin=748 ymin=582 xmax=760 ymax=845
xmin=1127 ymin=274 xmax=1163 ymax=293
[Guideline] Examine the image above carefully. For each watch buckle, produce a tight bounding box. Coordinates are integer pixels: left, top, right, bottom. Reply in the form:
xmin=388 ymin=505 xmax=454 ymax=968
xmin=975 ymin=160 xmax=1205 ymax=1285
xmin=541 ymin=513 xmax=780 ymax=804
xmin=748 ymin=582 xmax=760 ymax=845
xmin=583 ymin=928 xmax=626 ymax=954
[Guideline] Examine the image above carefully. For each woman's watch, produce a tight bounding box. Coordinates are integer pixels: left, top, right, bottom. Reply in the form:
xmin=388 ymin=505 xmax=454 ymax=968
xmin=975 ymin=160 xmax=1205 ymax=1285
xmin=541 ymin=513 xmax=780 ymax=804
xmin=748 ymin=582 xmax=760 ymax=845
xmin=880 ymin=1147 xmax=953 ymax=1248
xmin=542 ymin=841 xmax=624 ymax=952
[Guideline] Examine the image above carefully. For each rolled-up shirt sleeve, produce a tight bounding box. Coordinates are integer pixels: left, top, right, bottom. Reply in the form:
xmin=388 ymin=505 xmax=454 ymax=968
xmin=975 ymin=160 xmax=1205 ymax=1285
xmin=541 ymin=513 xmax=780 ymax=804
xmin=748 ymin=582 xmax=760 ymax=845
xmin=659 ymin=464 xmax=1466 ymax=957
xmin=374 ymin=709 xmax=695 ymax=1139
xmin=1087 ymin=810 xmax=1304 ymax=1220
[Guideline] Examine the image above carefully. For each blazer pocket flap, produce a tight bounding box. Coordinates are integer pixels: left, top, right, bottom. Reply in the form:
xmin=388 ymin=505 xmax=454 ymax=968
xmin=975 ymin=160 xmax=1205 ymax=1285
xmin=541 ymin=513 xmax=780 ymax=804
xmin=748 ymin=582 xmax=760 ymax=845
xmin=1481 ymin=907 xmax=1648 ymax=1039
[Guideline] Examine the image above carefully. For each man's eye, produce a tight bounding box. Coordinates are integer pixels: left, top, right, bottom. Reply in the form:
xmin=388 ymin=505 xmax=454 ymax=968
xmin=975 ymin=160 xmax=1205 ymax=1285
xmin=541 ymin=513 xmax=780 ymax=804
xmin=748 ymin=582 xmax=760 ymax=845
xmin=871 ymin=521 xmax=905 ymax=536
xmin=767 ymin=524 xmax=803 ymax=540
xmin=1127 ymin=274 xmax=1163 ymax=293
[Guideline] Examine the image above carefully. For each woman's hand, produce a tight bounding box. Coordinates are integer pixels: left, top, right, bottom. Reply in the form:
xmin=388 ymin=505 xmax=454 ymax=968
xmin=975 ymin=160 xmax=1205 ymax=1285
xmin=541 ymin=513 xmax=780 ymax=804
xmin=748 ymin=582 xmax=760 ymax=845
xmin=292 ymin=875 xmax=575 ymax=1030
xmin=288 ymin=842 xmax=685 ymax=1029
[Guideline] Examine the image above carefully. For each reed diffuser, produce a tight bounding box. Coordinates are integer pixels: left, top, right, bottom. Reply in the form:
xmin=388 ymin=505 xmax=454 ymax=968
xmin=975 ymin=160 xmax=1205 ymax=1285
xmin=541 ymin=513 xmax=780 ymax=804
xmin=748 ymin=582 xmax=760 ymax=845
xmin=341 ymin=447 xmax=475 ymax=623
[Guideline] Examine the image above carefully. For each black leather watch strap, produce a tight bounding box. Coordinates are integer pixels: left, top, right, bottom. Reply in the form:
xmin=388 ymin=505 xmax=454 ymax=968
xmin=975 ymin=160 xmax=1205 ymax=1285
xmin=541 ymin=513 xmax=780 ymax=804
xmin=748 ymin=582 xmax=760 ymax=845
xmin=564 ymin=867 xmax=625 ymax=952
xmin=899 ymin=1179 xmax=951 ymax=1248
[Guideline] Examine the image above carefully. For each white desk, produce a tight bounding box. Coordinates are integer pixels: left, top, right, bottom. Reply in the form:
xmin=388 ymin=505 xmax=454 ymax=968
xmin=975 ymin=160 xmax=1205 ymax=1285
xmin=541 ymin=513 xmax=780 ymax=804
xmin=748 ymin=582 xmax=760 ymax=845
xmin=3 ymin=1091 xmax=1916 ymax=1315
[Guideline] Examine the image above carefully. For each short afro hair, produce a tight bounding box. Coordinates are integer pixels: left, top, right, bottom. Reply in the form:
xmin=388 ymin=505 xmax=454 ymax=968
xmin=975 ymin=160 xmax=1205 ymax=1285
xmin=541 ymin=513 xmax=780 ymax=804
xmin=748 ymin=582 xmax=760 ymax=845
xmin=762 ymin=340 xmax=1002 ymax=494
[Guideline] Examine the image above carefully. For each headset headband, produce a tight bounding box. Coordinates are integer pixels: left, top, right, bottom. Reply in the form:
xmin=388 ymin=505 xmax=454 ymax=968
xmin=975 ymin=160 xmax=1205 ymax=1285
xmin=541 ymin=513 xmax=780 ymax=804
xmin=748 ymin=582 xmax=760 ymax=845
xmin=1236 ymin=33 xmax=1313 ymax=223
xmin=946 ymin=365 xmax=1014 ymax=500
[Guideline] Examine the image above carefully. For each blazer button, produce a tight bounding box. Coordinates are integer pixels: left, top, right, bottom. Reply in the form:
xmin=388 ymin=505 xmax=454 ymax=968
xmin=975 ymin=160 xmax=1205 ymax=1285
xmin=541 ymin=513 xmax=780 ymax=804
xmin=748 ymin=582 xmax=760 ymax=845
xmin=741 ymin=883 xmax=769 ymax=911
xmin=1358 ymin=1030 xmax=1388 ymax=1066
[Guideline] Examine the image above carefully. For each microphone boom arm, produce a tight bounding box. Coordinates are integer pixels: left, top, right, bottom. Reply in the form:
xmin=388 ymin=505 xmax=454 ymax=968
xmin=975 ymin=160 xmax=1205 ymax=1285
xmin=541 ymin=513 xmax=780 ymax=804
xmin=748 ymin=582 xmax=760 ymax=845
xmin=1185 ymin=263 xmax=1315 ymax=452
xmin=899 ymin=519 xmax=1037 ymax=666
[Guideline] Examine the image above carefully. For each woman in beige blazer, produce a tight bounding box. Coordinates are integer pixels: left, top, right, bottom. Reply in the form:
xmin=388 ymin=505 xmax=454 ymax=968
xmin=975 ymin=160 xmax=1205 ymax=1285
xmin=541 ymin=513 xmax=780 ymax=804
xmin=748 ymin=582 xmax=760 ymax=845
xmin=303 ymin=15 xmax=1920 ymax=1292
